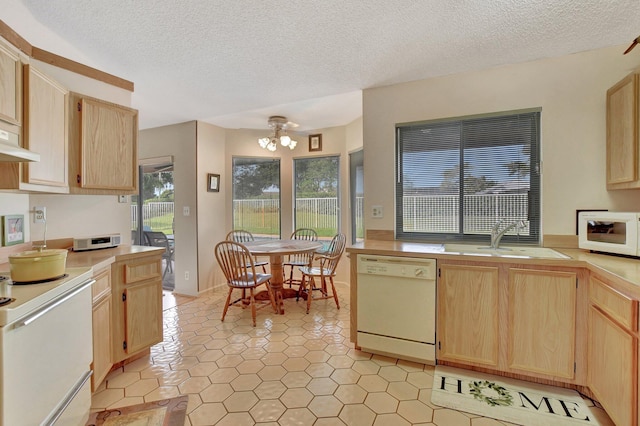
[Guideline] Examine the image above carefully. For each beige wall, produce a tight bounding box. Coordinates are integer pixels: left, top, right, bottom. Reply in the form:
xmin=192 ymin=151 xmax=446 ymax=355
xmin=29 ymin=194 xmax=131 ymax=243
xmin=363 ymin=44 xmax=640 ymax=239
xmin=139 ymin=122 xmax=199 ymax=296
xmin=195 ymin=122 xmax=227 ymax=293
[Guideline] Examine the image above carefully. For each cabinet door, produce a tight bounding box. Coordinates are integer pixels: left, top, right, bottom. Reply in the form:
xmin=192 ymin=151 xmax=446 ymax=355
xmin=507 ymin=269 xmax=576 ymax=379
xmin=0 ymin=40 xmax=21 ymax=126
xmin=588 ymin=306 xmax=636 ymax=426
xmin=92 ymin=295 xmax=112 ymax=391
xmin=438 ymin=263 xmax=499 ymax=367
xmin=607 ymin=73 xmax=638 ymax=186
xmin=78 ymin=96 xmax=138 ymax=191
xmin=124 ymin=280 xmax=162 ymax=355
xmin=23 ymin=64 xmax=68 ymax=187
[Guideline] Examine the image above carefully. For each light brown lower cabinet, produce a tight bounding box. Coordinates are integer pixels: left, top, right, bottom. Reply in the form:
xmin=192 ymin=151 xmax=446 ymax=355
xmin=587 ymin=276 xmax=638 ymax=426
xmin=437 ymin=262 xmax=582 ymax=383
xmin=508 ymin=268 xmax=577 ymax=379
xmin=437 ymin=263 xmax=499 ymax=367
xmin=111 ymin=252 xmax=163 ymax=363
xmin=91 ymin=267 xmax=112 ymax=391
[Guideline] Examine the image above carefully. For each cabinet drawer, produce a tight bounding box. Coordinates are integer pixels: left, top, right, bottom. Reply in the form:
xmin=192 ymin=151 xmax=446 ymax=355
xmin=92 ymin=267 xmax=111 ymax=302
xmin=123 ymin=257 xmax=161 ymax=284
xmin=590 ymin=276 xmax=638 ymax=331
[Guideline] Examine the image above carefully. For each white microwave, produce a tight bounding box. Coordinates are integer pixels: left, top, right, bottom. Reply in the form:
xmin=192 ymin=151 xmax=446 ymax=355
xmin=578 ymin=211 xmax=640 ymax=257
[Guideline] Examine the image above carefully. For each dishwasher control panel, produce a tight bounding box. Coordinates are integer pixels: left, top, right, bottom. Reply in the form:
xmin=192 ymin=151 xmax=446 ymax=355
xmin=357 ymin=255 xmax=436 ymax=279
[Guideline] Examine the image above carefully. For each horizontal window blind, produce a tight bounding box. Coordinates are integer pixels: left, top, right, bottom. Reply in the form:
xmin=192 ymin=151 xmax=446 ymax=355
xmin=396 ymin=110 xmax=540 ymax=243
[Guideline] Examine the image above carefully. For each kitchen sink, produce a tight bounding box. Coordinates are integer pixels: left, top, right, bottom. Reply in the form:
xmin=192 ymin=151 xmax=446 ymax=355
xmin=443 ymin=244 xmax=570 ymax=259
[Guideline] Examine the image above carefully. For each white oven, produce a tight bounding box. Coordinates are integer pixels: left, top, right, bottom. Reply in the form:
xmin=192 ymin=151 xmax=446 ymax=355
xmin=578 ymin=211 xmax=640 ymax=257
xmin=0 ymin=268 xmax=94 ymax=426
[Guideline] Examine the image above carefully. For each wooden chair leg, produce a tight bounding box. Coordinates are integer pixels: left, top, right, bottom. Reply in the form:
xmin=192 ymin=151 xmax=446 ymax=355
xmin=287 ymin=267 xmax=295 ymax=288
xmin=329 ymin=277 xmax=340 ymax=309
xmin=306 ymin=277 xmax=315 ymax=314
xmin=265 ymin=282 xmax=277 ymax=313
xmin=250 ymin=288 xmax=257 ymax=327
xmin=221 ymin=287 xmax=233 ymax=322
xmin=296 ymin=274 xmax=306 ymax=301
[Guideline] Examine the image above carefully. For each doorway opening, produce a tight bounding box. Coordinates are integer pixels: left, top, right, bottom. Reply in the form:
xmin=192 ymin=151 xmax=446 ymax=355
xmin=131 ymin=156 xmax=175 ymax=291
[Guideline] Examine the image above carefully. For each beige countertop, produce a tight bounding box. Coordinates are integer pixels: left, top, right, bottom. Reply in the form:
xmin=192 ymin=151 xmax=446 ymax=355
xmin=0 ymin=245 xmax=164 ymax=272
xmin=347 ymin=240 xmax=640 ymax=298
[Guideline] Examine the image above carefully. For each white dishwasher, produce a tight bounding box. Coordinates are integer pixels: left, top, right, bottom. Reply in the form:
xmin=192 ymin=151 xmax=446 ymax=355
xmin=357 ymin=254 xmax=436 ymax=364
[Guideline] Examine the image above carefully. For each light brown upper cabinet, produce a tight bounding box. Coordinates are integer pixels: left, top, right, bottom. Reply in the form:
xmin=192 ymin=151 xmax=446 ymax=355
xmin=607 ymin=72 xmax=640 ymax=189
xmin=0 ymin=64 xmax=69 ymax=193
xmin=0 ymin=39 xmax=22 ymax=127
xmin=68 ymin=92 xmax=138 ymax=194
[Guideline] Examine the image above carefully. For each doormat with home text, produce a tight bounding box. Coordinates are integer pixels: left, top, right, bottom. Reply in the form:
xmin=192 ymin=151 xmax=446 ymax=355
xmin=86 ymin=395 xmax=188 ymax=426
xmin=432 ymin=366 xmax=604 ymax=426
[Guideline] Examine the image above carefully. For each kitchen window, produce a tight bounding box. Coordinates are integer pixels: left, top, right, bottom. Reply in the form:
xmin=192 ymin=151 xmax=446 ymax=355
xmin=395 ymin=109 xmax=541 ymax=244
xmin=232 ymin=157 xmax=281 ymax=239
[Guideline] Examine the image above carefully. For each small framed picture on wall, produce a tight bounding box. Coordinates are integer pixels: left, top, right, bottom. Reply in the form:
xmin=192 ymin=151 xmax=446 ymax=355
xmin=207 ymin=173 xmax=220 ymax=192
xmin=309 ymin=134 xmax=322 ymax=152
xmin=3 ymin=215 xmax=24 ymax=246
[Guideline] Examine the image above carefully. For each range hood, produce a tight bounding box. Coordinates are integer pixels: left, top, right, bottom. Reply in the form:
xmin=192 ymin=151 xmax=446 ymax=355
xmin=0 ymin=129 xmax=40 ymax=162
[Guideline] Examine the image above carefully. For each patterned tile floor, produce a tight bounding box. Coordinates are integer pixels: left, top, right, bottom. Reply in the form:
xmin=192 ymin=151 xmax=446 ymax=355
xmin=91 ymin=283 xmax=613 ymax=425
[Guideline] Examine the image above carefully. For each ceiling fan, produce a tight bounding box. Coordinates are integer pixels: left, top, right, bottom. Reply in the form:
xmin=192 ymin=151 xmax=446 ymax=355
xmin=258 ymin=116 xmax=300 ymax=151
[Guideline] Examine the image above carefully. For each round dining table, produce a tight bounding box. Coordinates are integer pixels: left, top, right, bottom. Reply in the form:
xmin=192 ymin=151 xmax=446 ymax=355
xmin=243 ymin=239 xmax=323 ymax=314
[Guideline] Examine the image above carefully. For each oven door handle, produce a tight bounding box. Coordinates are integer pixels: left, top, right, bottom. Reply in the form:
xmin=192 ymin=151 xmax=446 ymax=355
xmin=14 ymin=279 xmax=95 ymax=329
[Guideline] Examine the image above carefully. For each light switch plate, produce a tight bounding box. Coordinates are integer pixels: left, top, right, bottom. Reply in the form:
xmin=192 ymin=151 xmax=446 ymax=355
xmin=372 ymin=205 xmax=383 ymax=218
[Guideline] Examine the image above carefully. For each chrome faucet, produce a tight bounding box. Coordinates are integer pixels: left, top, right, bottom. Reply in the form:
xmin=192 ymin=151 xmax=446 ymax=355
xmin=490 ymin=219 xmax=526 ymax=249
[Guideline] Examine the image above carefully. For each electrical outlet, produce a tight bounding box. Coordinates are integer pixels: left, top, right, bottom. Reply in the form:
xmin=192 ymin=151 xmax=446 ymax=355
xmin=118 ymin=195 xmax=128 ymax=203
xmin=184 ymin=271 xmax=190 ymax=280
xmin=34 ymin=206 xmax=46 ymax=223
xmin=372 ymin=205 xmax=383 ymax=218
xmin=183 ymin=206 xmax=190 ymax=216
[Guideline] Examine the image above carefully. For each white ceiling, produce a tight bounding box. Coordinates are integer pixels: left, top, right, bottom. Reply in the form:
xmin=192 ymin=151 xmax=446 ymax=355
xmin=4 ymin=1 xmax=640 ymax=132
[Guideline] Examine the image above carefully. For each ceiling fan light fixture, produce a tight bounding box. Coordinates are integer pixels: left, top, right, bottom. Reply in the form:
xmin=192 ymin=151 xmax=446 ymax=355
xmin=257 ymin=116 xmax=299 ymax=152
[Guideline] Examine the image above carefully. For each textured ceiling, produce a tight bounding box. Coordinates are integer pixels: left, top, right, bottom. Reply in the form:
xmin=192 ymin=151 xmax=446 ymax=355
xmin=5 ymin=1 xmax=640 ymax=131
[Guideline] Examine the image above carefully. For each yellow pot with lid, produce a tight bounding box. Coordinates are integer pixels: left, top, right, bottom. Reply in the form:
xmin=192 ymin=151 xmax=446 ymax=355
xmin=9 ymin=249 xmax=68 ymax=282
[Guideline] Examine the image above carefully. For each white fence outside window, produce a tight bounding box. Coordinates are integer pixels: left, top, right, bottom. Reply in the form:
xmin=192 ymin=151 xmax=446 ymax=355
xmin=130 ymin=202 xmax=175 ymax=231
xmin=133 ymin=194 xmax=528 ymax=235
xmin=402 ymin=193 xmax=529 ymax=234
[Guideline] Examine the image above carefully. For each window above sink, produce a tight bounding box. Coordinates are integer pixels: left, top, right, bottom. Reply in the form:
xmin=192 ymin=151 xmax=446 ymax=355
xmin=395 ymin=109 xmax=541 ymax=245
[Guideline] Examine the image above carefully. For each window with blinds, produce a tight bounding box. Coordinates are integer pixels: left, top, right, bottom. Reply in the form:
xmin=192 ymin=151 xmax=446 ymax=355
xmin=232 ymin=157 xmax=281 ymax=239
xmin=396 ymin=109 xmax=540 ymax=244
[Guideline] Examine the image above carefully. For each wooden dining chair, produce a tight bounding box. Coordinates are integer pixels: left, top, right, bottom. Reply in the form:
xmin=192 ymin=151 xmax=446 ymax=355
xmin=297 ymin=233 xmax=346 ymax=314
xmin=283 ymin=228 xmax=318 ymax=288
xmin=215 ymin=240 xmax=277 ymax=326
xmin=226 ymin=229 xmax=268 ymax=273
